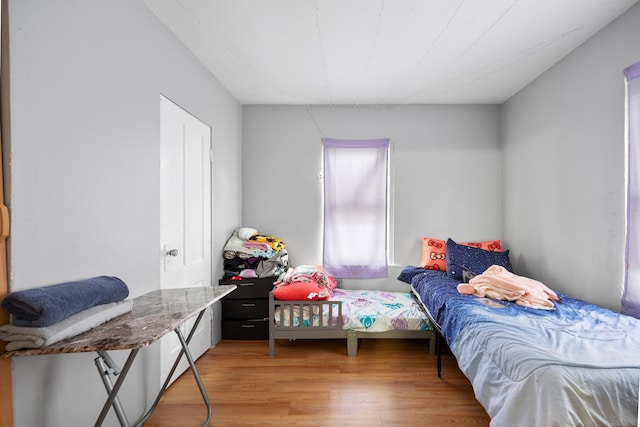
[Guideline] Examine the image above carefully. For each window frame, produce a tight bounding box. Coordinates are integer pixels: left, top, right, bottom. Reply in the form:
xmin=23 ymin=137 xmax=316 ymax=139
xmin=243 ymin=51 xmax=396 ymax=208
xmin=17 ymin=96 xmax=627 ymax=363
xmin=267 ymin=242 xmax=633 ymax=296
xmin=321 ymin=138 xmax=393 ymax=278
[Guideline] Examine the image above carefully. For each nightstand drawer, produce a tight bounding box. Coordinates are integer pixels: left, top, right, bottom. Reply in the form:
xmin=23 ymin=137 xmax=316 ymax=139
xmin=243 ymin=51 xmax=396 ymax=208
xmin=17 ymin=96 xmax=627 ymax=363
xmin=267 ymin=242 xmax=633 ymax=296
xmin=222 ymin=298 xmax=268 ymax=319
xmin=219 ymin=277 xmax=276 ymax=299
xmin=222 ymin=318 xmax=269 ymax=340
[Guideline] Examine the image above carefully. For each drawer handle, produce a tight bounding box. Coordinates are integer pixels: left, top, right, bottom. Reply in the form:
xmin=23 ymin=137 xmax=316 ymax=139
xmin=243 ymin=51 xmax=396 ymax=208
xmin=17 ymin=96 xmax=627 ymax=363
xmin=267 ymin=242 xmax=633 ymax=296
xmin=238 ymin=282 xmax=255 ymax=287
xmin=241 ymin=325 xmax=256 ymax=328
xmin=241 ymin=303 xmax=256 ymax=307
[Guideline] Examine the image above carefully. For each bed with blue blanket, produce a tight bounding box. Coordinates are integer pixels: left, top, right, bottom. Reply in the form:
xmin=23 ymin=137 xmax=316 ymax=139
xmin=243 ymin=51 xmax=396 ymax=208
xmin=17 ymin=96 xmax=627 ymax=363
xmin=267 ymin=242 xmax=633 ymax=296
xmin=399 ymin=265 xmax=640 ymax=427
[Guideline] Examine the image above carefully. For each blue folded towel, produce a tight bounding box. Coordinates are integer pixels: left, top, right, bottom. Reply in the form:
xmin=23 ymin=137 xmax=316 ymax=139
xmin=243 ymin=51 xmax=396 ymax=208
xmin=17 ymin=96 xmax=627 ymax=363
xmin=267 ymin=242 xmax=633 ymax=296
xmin=1 ymin=276 xmax=130 ymax=327
xmin=0 ymin=300 xmax=133 ymax=350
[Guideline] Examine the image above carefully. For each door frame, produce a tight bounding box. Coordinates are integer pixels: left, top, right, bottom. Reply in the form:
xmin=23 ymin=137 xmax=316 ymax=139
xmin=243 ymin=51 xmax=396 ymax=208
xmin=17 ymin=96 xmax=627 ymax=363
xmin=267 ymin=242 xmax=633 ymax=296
xmin=159 ymin=94 xmax=213 ymax=383
xmin=0 ymin=125 xmax=12 ymax=427
xmin=0 ymin=0 xmax=14 ymax=423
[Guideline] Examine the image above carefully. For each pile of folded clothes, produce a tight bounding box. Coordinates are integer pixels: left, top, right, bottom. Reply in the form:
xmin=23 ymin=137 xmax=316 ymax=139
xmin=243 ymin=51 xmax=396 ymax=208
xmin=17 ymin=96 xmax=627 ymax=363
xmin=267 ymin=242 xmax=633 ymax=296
xmin=272 ymin=265 xmax=337 ymax=301
xmin=222 ymin=227 xmax=289 ymax=279
xmin=0 ymin=276 xmax=132 ymax=351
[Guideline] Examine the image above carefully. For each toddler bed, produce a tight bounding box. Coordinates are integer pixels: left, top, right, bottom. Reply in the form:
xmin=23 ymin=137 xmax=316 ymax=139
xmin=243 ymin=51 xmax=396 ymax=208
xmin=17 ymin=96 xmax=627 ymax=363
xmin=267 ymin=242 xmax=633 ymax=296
xmin=269 ymin=288 xmax=435 ymax=357
xmin=398 ymin=238 xmax=640 ymax=427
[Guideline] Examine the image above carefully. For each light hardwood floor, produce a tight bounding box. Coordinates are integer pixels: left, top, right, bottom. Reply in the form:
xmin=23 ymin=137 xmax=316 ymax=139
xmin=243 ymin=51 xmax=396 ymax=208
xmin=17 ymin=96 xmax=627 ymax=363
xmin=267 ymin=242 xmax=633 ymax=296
xmin=144 ymin=338 xmax=490 ymax=427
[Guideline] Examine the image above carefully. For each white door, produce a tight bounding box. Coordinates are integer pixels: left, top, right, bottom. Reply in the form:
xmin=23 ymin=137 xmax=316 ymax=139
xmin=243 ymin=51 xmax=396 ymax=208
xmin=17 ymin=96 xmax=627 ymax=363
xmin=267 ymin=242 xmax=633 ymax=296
xmin=160 ymin=95 xmax=212 ymax=384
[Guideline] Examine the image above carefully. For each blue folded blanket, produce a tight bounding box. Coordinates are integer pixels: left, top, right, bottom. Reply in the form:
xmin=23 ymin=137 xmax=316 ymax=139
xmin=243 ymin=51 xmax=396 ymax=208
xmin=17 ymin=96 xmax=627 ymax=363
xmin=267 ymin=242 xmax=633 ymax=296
xmin=1 ymin=276 xmax=130 ymax=327
xmin=0 ymin=300 xmax=133 ymax=350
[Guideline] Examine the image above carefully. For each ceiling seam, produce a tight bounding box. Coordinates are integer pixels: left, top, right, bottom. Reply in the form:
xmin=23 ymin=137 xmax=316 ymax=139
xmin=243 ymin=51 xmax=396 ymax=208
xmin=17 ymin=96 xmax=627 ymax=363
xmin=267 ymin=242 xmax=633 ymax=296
xmin=175 ymin=0 xmax=306 ymax=104
xmin=355 ymin=0 xmax=386 ymax=106
xmin=313 ymin=0 xmax=333 ymax=105
xmin=451 ymin=0 xmax=519 ymax=66
xmin=404 ymin=27 xmax=583 ymax=104
xmin=379 ymin=0 xmax=465 ymax=104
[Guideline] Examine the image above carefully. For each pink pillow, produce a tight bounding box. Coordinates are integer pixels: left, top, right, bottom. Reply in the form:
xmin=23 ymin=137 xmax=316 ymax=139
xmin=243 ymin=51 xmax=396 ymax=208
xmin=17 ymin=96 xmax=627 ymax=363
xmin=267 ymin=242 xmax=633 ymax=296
xmin=420 ymin=237 xmax=502 ymax=271
xmin=272 ymin=281 xmax=332 ymax=301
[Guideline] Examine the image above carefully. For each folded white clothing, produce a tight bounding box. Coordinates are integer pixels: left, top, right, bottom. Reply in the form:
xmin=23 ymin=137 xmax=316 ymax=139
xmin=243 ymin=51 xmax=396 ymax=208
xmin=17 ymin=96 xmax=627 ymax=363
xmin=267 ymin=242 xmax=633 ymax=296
xmin=223 ymin=234 xmax=255 ymax=255
xmin=0 ymin=299 xmax=133 ymax=351
xmin=236 ymin=227 xmax=258 ymax=241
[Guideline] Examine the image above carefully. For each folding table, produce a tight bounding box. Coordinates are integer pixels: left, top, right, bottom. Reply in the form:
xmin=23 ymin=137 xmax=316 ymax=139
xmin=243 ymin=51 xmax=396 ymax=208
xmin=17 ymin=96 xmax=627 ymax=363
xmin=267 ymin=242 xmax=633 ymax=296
xmin=1 ymin=285 xmax=236 ymax=426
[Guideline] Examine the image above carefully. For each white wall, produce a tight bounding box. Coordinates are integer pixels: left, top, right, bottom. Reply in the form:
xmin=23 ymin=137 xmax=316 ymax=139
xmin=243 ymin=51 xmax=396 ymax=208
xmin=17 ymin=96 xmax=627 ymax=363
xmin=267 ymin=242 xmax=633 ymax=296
xmin=501 ymin=2 xmax=640 ymax=310
xmin=3 ymin=0 xmax=242 ymax=426
xmin=242 ymin=104 xmax=502 ymax=290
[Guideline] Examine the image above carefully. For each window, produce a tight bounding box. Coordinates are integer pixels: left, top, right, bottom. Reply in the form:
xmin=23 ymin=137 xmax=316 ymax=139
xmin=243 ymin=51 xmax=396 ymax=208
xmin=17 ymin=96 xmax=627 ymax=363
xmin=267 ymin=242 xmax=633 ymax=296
xmin=623 ymin=61 xmax=640 ymax=318
xmin=322 ymin=138 xmax=389 ymax=279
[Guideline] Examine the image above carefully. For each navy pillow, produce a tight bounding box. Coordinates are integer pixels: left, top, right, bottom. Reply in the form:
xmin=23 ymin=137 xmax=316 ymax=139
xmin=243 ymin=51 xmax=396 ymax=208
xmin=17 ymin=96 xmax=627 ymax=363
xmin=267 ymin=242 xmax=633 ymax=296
xmin=446 ymin=238 xmax=512 ymax=280
xmin=397 ymin=266 xmax=428 ymax=284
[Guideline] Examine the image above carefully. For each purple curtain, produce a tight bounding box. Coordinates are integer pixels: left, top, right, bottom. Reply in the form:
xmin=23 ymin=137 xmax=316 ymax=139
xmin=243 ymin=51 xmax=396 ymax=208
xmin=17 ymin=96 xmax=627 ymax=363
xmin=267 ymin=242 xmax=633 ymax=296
xmin=623 ymin=62 xmax=640 ymax=318
xmin=322 ymin=138 xmax=389 ymax=279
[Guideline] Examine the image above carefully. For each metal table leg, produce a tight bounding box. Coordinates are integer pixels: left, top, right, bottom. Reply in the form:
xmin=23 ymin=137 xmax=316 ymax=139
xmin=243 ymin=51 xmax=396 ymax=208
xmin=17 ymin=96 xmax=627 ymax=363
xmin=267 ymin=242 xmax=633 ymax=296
xmin=95 ymin=351 xmax=130 ymax=426
xmin=174 ymin=324 xmax=212 ymax=425
xmin=134 ymin=309 xmax=212 ymax=427
xmin=94 ymin=348 xmax=140 ymax=427
xmin=93 ymin=309 xmax=212 ymax=427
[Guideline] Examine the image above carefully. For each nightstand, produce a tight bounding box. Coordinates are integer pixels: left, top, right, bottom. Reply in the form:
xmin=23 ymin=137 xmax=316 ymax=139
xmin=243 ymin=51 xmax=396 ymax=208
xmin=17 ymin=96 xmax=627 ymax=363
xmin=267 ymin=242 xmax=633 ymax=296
xmin=219 ymin=276 xmax=276 ymax=339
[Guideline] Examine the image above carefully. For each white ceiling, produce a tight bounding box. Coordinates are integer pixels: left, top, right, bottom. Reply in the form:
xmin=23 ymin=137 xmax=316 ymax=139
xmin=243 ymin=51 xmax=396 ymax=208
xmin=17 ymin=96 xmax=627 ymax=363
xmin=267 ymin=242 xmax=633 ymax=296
xmin=144 ymin=0 xmax=638 ymax=105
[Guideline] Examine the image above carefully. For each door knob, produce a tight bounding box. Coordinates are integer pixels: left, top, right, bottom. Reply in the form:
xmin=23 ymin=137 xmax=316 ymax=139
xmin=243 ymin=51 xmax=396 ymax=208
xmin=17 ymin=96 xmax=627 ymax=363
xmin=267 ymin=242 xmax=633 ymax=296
xmin=166 ymin=249 xmax=179 ymax=257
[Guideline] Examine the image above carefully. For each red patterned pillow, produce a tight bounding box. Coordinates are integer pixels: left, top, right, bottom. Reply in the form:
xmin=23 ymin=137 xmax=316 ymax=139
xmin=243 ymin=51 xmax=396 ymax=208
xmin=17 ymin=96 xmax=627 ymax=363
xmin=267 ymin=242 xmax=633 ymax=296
xmin=272 ymin=281 xmax=333 ymax=301
xmin=420 ymin=237 xmax=502 ymax=271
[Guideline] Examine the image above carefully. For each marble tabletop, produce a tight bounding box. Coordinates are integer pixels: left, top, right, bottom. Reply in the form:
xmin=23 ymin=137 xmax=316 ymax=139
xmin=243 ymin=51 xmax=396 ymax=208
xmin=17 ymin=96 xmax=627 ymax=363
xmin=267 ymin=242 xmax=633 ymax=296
xmin=0 ymin=285 xmax=236 ymax=358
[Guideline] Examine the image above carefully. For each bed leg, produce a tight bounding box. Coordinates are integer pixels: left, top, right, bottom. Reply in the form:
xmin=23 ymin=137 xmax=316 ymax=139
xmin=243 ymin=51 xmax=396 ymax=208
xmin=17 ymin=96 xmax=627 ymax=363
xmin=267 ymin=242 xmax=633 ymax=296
xmin=428 ymin=332 xmax=436 ymax=356
xmin=268 ymin=295 xmax=275 ymax=357
xmin=269 ymin=336 xmax=275 ymax=357
xmin=347 ymin=331 xmax=358 ymax=357
xmin=435 ymin=333 xmax=442 ymax=378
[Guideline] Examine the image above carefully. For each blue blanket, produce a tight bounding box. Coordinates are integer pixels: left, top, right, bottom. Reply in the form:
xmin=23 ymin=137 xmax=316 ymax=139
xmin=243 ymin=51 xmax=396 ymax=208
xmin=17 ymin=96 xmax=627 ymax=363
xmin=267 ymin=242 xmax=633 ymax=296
xmin=1 ymin=276 xmax=129 ymax=327
xmin=0 ymin=300 xmax=133 ymax=350
xmin=399 ymin=266 xmax=640 ymax=426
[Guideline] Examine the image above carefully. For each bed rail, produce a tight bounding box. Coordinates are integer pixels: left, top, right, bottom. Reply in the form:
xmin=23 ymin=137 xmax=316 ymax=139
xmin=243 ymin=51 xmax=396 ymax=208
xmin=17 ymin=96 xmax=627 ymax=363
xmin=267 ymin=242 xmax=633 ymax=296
xmin=270 ymin=294 xmax=343 ymax=330
xmin=269 ymin=292 xmax=349 ymax=356
xmin=268 ymin=291 xmax=436 ymax=357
